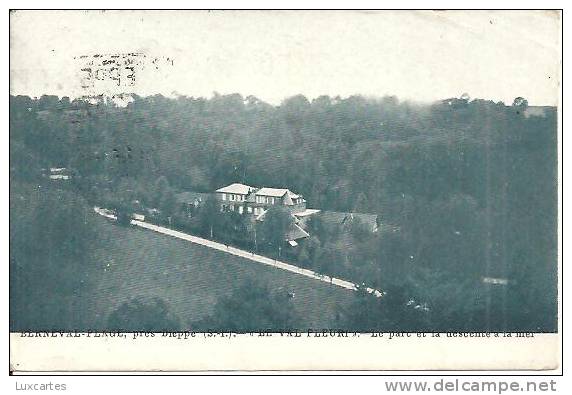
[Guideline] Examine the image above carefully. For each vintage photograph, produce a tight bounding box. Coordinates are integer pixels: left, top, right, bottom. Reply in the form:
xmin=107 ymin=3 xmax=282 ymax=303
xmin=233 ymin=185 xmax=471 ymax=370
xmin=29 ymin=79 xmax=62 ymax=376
xmin=9 ymin=10 xmax=560 ymax=340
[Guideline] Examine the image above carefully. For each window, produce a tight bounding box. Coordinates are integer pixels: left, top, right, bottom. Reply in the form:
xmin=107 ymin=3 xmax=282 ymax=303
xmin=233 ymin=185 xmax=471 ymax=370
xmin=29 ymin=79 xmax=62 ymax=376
xmin=238 ymin=206 xmax=243 ymax=214
xmin=247 ymin=207 xmax=253 ymax=213
xmin=230 ymin=205 xmax=235 ymax=211
xmin=222 ymin=193 xmax=226 ymax=201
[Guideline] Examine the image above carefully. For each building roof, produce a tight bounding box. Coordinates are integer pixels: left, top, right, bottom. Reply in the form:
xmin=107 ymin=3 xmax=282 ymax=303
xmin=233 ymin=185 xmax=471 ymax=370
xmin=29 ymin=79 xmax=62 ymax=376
xmin=256 ymin=187 xmax=290 ymax=197
xmin=256 ymin=188 xmax=304 ymax=207
xmin=286 ymin=224 xmax=310 ymax=241
xmin=282 ymin=191 xmax=295 ymax=206
xmin=317 ymin=211 xmax=379 ymax=232
xmin=254 ymin=210 xmax=309 ymax=241
xmin=215 ymin=184 xmax=305 ymax=205
xmin=293 ymin=209 xmax=321 ymax=217
xmin=215 ymin=183 xmax=255 ymax=195
xmin=345 ymin=213 xmax=379 ymax=231
xmin=380 ymin=222 xmax=400 ymax=234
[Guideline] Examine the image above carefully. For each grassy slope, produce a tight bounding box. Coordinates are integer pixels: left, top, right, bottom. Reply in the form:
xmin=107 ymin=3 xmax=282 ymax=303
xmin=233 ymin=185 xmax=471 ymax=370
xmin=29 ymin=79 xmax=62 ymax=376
xmin=86 ymin=213 xmax=355 ymax=330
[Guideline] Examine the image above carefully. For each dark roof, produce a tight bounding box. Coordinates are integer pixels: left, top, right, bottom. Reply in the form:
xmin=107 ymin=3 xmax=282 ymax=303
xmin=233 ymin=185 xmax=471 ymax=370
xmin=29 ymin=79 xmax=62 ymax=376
xmin=285 ymin=224 xmax=310 ymax=241
xmin=317 ymin=211 xmax=378 ymax=232
xmin=380 ymin=222 xmax=400 ymax=234
xmin=311 ymin=211 xmax=379 ymax=250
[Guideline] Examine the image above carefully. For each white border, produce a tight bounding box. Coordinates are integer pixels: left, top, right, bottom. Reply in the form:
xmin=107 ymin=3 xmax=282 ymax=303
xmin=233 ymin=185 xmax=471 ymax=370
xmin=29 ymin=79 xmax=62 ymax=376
xmin=2 ymin=2 xmax=567 ymax=391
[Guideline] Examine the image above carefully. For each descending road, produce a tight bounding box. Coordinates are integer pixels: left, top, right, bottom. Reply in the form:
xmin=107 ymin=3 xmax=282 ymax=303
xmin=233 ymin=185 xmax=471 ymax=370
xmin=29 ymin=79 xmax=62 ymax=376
xmin=94 ymin=207 xmax=383 ymax=297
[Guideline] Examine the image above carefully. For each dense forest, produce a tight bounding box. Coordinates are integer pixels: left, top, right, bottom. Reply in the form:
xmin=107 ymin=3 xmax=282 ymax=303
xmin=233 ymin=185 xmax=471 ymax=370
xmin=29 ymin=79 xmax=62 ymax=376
xmin=10 ymin=93 xmax=558 ymax=332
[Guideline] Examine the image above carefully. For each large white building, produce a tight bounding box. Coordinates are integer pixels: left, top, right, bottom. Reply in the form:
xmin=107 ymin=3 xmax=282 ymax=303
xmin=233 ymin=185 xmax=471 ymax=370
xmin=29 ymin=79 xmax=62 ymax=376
xmin=215 ymin=183 xmax=307 ymax=216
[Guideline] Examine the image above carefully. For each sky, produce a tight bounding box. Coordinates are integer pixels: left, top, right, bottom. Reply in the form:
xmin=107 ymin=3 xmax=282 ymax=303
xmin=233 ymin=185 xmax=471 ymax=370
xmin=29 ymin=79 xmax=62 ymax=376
xmin=10 ymin=10 xmax=561 ymax=106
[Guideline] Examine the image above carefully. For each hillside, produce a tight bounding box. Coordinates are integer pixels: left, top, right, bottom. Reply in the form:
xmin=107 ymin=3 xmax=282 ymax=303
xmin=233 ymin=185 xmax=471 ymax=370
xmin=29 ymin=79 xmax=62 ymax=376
xmin=10 ymin=93 xmax=558 ymax=332
xmin=10 ymin=180 xmax=359 ymax=331
xmin=86 ymin=215 xmax=356 ymax=330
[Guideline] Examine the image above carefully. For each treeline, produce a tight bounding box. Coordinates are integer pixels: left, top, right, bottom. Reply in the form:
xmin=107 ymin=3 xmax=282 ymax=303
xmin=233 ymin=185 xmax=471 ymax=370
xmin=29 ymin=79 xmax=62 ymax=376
xmin=9 ymin=94 xmax=556 ymax=214
xmin=10 ymin=181 xmax=96 ymax=330
xmin=10 ymin=93 xmax=557 ymax=332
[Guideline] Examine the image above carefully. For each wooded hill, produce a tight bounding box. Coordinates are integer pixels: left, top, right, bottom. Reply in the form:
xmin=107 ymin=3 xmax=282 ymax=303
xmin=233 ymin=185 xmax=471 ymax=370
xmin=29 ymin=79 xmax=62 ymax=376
xmin=10 ymin=93 xmax=557 ymax=332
